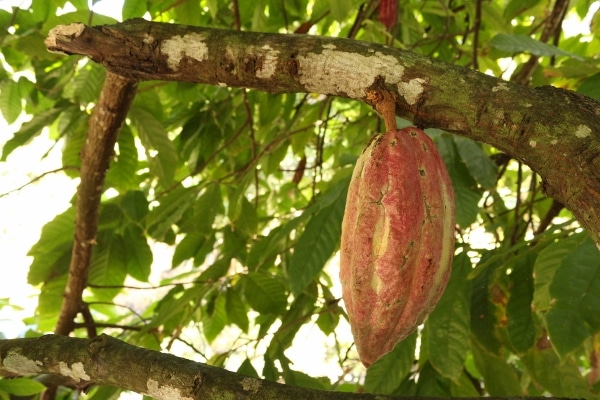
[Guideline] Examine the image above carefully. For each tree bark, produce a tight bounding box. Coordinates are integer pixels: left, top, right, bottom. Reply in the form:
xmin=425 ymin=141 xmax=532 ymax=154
xmin=44 ymin=19 xmax=600 ymax=247
xmin=0 ymin=334 xmax=578 ymax=400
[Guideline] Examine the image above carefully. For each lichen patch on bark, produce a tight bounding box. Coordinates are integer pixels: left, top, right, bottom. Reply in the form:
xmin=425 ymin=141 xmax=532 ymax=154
xmin=398 ymin=78 xmax=425 ymax=105
xmin=161 ymin=33 xmax=208 ymax=70
xmin=146 ymin=379 xmax=193 ymax=400
xmin=58 ymin=361 xmax=90 ymax=382
xmin=2 ymin=350 xmax=42 ymax=374
xmin=575 ymin=124 xmax=592 ymax=138
xmin=296 ymin=49 xmax=405 ymax=98
xmin=255 ymin=44 xmax=280 ymax=79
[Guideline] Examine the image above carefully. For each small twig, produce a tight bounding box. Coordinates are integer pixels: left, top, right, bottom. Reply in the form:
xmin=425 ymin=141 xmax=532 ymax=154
xmin=0 ymin=166 xmax=79 ymax=198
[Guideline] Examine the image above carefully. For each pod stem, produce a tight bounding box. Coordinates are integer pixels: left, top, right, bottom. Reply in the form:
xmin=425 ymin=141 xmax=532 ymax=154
xmin=367 ymin=89 xmax=397 ymax=132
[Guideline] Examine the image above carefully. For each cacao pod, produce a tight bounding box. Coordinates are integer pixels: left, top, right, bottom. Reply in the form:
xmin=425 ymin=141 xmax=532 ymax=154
xmin=378 ymin=0 xmax=398 ymax=30
xmin=340 ymin=127 xmax=455 ymax=367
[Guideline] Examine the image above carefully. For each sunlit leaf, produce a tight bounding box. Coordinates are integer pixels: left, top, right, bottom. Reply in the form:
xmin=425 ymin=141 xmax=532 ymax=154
xmin=243 ymin=271 xmax=287 ymax=315
xmin=0 ymin=78 xmax=22 ymax=124
xmin=490 ymin=33 xmax=582 ymax=59
xmin=1 ymin=107 xmax=63 ymax=161
xmin=287 ymin=177 xmax=347 ymax=296
xmin=0 ymin=378 xmax=45 ymax=396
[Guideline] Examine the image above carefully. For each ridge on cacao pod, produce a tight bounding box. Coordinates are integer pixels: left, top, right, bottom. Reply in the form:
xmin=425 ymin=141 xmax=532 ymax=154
xmin=339 ymin=126 xmax=455 ymax=367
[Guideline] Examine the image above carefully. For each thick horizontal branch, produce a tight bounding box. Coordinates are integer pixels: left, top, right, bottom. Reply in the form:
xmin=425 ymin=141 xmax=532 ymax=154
xmin=0 ymin=335 xmax=578 ymax=400
xmin=45 ymin=19 xmax=600 ymax=245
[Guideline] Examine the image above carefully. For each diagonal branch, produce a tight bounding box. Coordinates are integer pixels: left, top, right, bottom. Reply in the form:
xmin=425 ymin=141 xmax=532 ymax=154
xmin=53 ymin=72 xmax=138 ymax=336
xmin=44 ymin=19 xmax=600 ymax=247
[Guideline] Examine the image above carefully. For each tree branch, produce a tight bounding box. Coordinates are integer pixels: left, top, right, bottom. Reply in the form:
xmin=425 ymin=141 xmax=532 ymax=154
xmin=0 ymin=335 xmax=578 ymax=400
xmin=44 ymin=19 xmax=600 ymax=246
xmin=53 ymin=72 xmax=138 ymax=336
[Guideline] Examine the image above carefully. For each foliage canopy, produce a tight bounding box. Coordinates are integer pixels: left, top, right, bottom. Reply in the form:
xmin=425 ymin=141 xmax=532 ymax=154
xmin=1 ymin=0 xmax=600 ymax=398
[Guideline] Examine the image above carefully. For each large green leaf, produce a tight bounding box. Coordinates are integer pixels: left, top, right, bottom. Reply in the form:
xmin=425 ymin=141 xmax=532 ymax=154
xmin=123 ymin=224 xmax=153 ymax=282
xmin=471 ymin=339 xmax=523 ymax=396
xmin=0 ymin=78 xmax=22 ymax=124
xmin=546 ymin=236 xmax=600 ymax=358
xmin=0 ymin=378 xmax=45 ymax=396
xmin=489 ymin=33 xmax=582 ymax=59
xmin=364 ymin=331 xmax=417 ymax=394
xmin=243 ymin=271 xmax=288 ymax=315
xmin=577 ymin=72 xmax=600 ymax=102
xmin=129 ymin=106 xmax=178 ymax=187
xmin=146 ymin=186 xmax=198 ymax=242
xmin=287 ymin=178 xmax=347 ymax=296
xmin=433 ymin=133 xmax=482 ymax=227
xmin=522 ymin=342 xmax=592 ymax=398
xmin=27 ymin=208 xmax=75 ymax=285
xmin=1 ymin=106 xmax=63 ymax=160
xmin=422 ymin=252 xmax=471 ymax=380
xmin=454 ymin=136 xmax=498 ymax=189
xmin=506 ymin=252 xmax=536 ymax=354
xmin=533 ymin=233 xmax=585 ymax=311
xmin=88 ymin=232 xmax=128 ymax=301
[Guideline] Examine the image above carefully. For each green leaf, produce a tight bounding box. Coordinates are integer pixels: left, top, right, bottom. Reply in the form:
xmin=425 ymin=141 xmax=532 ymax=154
xmin=0 ymin=378 xmax=45 ymax=396
xmin=27 ymin=208 xmax=75 ymax=285
xmin=123 ymin=225 xmax=153 ymax=282
xmin=577 ymin=72 xmax=600 ymax=102
xmin=0 ymin=78 xmax=22 ymax=124
xmin=471 ymin=339 xmax=523 ymax=396
xmin=187 ymin=184 xmax=222 ymax=235
xmin=415 ymin=362 xmax=451 ymax=397
xmin=147 ymin=186 xmax=197 ymax=242
xmin=521 ymin=341 xmax=593 ymax=398
xmin=422 ymin=252 xmax=471 ymax=380
xmin=434 ymin=133 xmax=481 ymax=227
xmin=226 ymin=285 xmax=249 ymax=333
xmin=364 ymin=331 xmax=417 ymax=394
xmin=119 ymin=190 xmax=149 ymax=224
xmin=506 ymin=252 xmax=536 ymax=354
xmin=129 ymin=106 xmax=178 ymax=187
xmin=106 ymin=126 xmax=139 ymax=191
xmin=470 ymin=253 xmax=501 ymax=353
xmin=237 ymin=359 xmax=259 ymax=378
xmin=202 ymin=293 xmax=228 ymax=343
xmin=328 ymin=0 xmax=352 ymax=21
xmin=287 ymin=178 xmax=347 ymax=296
xmin=88 ymin=232 xmax=128 ymax=301
xmin=1 ymin=106 xmax=63 ymax=160
xmin=546 ymin=236 xmax=600 ymax=358
xmin=533 ymin=233 xmax=584 ymax=311
xmin=454 ymin=136 xmax=497 ymax=189
xmin=122 ymin=0 xmax=146 ymax=19
xmin=489 ymin=33 xmax=582 ymax=59
xmin=243 ymin=271 xmax=287 ymax=315
xmin=172 ymin=232 xmax=212 ymax=268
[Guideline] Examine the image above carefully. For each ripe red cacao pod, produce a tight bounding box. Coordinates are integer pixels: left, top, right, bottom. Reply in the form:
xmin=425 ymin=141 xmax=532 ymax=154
xmin=378 ymin=0 xmax=398 ymax=30
xmin=340 ymin=127 xmax=455 ymax=367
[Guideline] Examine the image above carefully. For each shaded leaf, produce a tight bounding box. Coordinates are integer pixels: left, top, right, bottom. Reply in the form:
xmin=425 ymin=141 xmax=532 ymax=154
xmin=546 ymin=236 xmax=600 ymax=358
xmin=506 ymin=252 xmax=536 ymax=354
xmin=364 ymin=331 xmax=417 ymax=394
xmin=422 ymin=252 xmax=471 ymax=380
